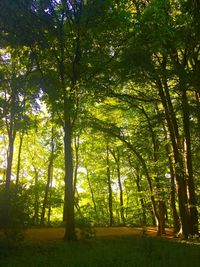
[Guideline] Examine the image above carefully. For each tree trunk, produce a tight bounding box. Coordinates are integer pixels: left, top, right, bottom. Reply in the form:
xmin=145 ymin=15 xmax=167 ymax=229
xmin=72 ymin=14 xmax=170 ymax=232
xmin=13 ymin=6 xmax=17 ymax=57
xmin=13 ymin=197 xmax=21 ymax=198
xmin=40 ymin=154 xmax=53 ymax=225
xmin=182 ymin=88 xmax=199 ymax=235
xmin=157 ymin=78 xmax=190 ymax=238
xmin=135 ymin=174 xmax=147 ymax=226
xmin=63 ymin=103 xmax=76 ymax=241
xmin=106 ymin=144 xmax=113 ymax=226
xmin=5 ymin=130 xmax=16 ymax=189
xmin=86 ymin=168 xmax=98 ymax=216
xmin=47 ymin=175 xmax=53 ymax=225
xmin=127 ymin=147 xmax=159 ymax=230
xmin=142 ymin=106 xmax=166 ymax=234
xmin=116 ymin=150 xmax=125 ymax=226
xmin=16 ymin=133 xmax=23 ymax=188
xmin=195 ymin=91 xmax=200 ymax=132
xmin=41 ymin=125 xmax=55 ymax=226
xmin=164 ymin=125 xmax=180 ymax=233
xmin=73 ymin=135 xmax=79 ymax=193
xmin=110 ymin=148 xmax=125 ymax=225
xmin=33 ymin=167 xmax=39 ymax=225
xmin=5 ymin=87 xmax=17 ymax=190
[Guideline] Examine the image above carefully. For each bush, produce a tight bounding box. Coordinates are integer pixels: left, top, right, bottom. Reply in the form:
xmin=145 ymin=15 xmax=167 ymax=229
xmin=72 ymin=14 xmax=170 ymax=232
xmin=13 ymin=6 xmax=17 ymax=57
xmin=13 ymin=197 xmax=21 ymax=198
xmin=0 ymin=184 xmax=31 ymax=242
xmin=75 ymin=216 xmax=96 ymax=239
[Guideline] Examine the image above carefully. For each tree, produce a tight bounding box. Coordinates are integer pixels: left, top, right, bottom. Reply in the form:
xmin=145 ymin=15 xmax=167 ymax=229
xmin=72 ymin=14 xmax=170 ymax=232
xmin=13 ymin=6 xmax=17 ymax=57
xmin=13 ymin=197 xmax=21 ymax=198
xmin=0 ymin=0 xmax=131 ymax=240
xmin=115 ymin=0 xmax=199 ymax=238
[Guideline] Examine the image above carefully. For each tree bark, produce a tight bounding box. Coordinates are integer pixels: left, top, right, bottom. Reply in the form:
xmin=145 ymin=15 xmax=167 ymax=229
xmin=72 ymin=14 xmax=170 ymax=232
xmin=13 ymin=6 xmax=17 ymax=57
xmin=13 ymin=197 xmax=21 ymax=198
xmin=86 ymin=167 xmax=98 ymax=217
xmin=16 ymin=133 xmax=23 ymax=188
xmin=135 ymin=174 xmax=147 ymax=226
xmin=33 ymin=167 xmax=39 ymax=225
xmin=157 ymin=78 xmax=190 ymax=238
xmin=110 ymin=148 xmax=125 ymax=225
xmin=126 ymin=144 xmax=160 ymax=230
xmin=47 ymin=175 xmax=53 ymax=225
xmin=163 ymin=123 xmax=180 ymax=234
xmin=5 ymin=88 xmax=17 ymax=190
xmin=195 ymin=91 xmax=200 ymax=132
xmin=5 ymin=130 xmax=16 ymax=190
xmin=73 ymin=135 xmax=79 ymax=194
xmin=40 ymin=149 xmax=54 ymax=225
xmin=141 ymin=106 xmax=166 ymax=234
xmin=182 ymin=88 xmax=199 ymax=235
xmin=106 ymin=144 xmax=114 ymax=226
xmin=63 ymin=101 xmax=76 ymax=241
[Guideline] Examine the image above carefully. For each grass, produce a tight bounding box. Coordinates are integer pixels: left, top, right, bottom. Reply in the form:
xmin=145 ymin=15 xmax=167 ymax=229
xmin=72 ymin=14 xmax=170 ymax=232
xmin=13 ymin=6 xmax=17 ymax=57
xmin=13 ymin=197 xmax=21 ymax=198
xmin=0 ymin=235 xmax=200 ymax=267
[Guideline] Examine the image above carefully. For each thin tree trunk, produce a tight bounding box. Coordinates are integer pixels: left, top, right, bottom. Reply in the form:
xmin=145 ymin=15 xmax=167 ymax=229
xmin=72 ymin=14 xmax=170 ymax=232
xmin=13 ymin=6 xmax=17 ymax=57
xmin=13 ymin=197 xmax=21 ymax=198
xmin=33 ymin=167 xmax=39 ymax=225
xmin=116 ymin=150 xmax=125 ymax=226
xmin=47 ymin=175 xmax=53 ymax=225
xmin=86 ymin=168 xmax=98 ymax=216
xmin=40 ymin=155 xmax=53 ymax=225
xmin=120 ymin=139 xmax=160 ymax=230
xmin=41 ymin=124 xmax=55 ymax=225
xmin=16 ymin=133 xmax=23 ymax=188
xmin=195 ymin=91 xmax=200 ymax=132
xmin=73 ymin=135 xmax=79 ymax=193
xmin=73 ymin=135 xmax=80 ymax=216
xmin=135 ymin=174 xmax=147 ymax=226
xmin=110 ymin=148 xmax=125 ymax=225
xmin=5 ymin=131 xmax=16 ymax=190
xmin=106 ymin=144 xmax=113 ymax=226
xmin=5 ymin=88 xmax=17 ymax=190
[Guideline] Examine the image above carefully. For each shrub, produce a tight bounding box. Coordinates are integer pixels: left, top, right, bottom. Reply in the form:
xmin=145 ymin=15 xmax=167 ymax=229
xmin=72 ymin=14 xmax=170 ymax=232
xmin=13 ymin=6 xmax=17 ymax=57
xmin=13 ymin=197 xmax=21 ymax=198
xmin=0 ymin=184 xmax=31 ymax=242
xmin=75 ymin=216 xmax=96 ymax=239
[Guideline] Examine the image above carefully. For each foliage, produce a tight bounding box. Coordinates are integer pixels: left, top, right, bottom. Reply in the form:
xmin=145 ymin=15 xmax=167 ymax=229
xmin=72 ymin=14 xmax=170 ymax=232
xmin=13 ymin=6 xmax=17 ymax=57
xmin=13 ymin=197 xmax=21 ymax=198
xmin=0 ymin=0 xmax=199 ymax=241
xmin=75 ymin=216 xmax=96 ymax=239
xmin=0 ymin=184 xmax=31 ymax=242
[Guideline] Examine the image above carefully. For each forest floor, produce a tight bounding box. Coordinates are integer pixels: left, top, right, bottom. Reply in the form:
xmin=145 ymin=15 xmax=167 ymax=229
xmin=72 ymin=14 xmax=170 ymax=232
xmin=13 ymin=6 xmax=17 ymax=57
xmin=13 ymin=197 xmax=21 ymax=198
xmin=24 ymin=226 xmax=174 ymax=242
xmin=24 ymin=226 xmax=200 ymax=245
xmin=1 ymin=227 xmax=200 ymax=267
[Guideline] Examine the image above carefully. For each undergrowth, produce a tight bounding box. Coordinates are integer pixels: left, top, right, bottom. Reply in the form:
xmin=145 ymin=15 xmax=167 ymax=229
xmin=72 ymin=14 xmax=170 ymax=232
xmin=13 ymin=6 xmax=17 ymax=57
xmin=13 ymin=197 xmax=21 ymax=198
xmin=0 ymin=235 xmax=199 ymax=267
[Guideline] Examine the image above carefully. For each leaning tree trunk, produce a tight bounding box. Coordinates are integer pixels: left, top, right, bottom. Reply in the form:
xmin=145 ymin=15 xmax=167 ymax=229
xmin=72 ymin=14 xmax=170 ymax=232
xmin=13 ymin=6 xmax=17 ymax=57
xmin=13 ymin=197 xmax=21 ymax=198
xmin=157 ymin=78 xmax=190 ymax=238
xmin=141 ymin=106 xmax=166 ymax=235
xmin=126 ymin=143 xmax=160 ymax=231
xmin=117 ymin=137 xmax=160 ymax=232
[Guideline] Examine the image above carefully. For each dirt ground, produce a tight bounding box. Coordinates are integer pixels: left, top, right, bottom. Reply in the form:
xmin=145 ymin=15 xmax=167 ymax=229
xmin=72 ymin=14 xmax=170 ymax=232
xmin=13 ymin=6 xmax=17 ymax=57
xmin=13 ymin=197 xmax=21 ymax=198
xmin=24 ymin=227 xmax=174 ymax=242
